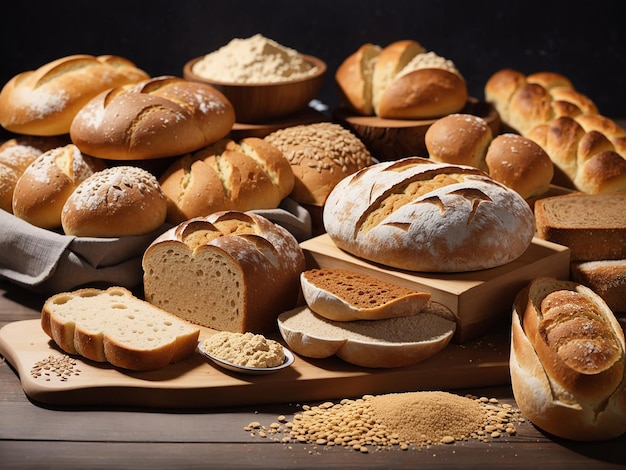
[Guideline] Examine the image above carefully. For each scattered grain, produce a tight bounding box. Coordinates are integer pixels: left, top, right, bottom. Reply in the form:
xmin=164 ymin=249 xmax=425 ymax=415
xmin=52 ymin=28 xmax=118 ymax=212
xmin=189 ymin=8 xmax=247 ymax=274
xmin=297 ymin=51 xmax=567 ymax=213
xmin=30 ymin=354 xmax=80 ymax=381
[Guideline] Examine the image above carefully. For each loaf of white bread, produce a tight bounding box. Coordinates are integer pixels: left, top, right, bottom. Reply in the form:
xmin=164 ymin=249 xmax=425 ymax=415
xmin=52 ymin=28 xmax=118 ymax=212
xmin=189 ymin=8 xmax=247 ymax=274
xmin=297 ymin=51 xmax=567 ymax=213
xmin=0 ymin=54 xmax=149 ymax=136
xmin=485 ymin=68 xmax=626 ymax=194
xmin=41 ymin=286 xmax=200 ymax=371
xmin=335 ymin=40 xmax=468 ymax=119
xmin=323 ymin=157 xmax=536 ymax=272
xmin=142 ymin=211 xmax=306 ymax=333
xmin=510 ymin=277 xmax=626 ymax=441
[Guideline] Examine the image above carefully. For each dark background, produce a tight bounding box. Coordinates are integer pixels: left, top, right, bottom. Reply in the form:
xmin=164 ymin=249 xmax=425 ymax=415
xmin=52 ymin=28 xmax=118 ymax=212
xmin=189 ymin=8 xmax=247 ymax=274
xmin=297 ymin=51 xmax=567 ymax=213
xmin=1 ymin=0 xmax=625 ymax=118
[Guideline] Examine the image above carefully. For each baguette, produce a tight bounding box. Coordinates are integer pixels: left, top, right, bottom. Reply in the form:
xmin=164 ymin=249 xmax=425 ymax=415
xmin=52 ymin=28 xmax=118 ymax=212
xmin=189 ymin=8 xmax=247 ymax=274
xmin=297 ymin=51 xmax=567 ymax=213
xmin=510 ymin=277 xmax=626 ymax=441
xmin=41 ymin=286 xmax=200 ymax=371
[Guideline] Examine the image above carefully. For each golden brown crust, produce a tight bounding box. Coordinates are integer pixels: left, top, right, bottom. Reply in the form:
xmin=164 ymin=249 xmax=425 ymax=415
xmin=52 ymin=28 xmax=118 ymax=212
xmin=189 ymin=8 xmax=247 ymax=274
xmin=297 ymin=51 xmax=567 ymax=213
xmin=335 ymin=43 xmax=381 ymax=115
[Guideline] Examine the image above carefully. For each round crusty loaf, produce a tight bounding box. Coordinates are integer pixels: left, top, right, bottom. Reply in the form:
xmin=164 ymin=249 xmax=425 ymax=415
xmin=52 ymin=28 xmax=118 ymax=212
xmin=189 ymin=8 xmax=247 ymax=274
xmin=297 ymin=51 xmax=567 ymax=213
xmin=12 ymin=144 xmax=106 ymax=229
xmin=485 ymin=133 xmax=554 ymax=199
xmin=510 ymin=277 xmax=626 ymax=441
xmin=425 ymin=113 xmax=493 ymax=172
xmin=69 ymin=76 xmax=235 ymax=160
xmin=323 ymin=157 xmax=536 ymax=272
xmin=61 ymin=165 xmax=167 ymax=237
xmin=142 ymin=211 xmax=306 ymax=334
xmin=0 ymin=55 xmax=149 ymax=136
xmin=264 ymin=122 xmax=372 ymax=206
xmin=158 ymin=137 xmax=294 ymax=224
xmin=300 ymin=268 xmax=431 ymax=322
xmin=277 ymin=302 xmax=456 ymax=368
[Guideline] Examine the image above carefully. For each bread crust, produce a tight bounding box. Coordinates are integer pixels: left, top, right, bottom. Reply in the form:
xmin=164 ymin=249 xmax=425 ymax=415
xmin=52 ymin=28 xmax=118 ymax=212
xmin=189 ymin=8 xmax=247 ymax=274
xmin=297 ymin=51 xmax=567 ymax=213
xmin=334 ymin=43 xmax=381 ymax=115
xmin=70 ymin=76 xmax=235 ymax=160
xmin=0 ymin=55 xmax=149 ymax=136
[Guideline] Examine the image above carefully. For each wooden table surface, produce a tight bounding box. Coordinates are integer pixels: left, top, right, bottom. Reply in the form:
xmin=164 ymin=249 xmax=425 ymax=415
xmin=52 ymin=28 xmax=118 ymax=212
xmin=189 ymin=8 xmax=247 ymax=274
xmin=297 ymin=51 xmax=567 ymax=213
xmin=1 ymin=280 xmax=625 ymax=469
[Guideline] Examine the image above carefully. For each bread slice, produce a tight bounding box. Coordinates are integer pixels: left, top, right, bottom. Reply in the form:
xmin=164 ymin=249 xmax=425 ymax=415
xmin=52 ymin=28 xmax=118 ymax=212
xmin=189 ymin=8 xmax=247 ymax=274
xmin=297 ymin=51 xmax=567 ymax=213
xmin=300 ymin=268 xmax=431 ymax=321
xmin=534 ymin=193 xmax=626 ymax=261
xmin=571 ymin=259 xmax=626 ymax=313
xmin=277 ymin=303 xmax=456 ymax=368
xmin=41 ymin=286 xmax=200 ymax=371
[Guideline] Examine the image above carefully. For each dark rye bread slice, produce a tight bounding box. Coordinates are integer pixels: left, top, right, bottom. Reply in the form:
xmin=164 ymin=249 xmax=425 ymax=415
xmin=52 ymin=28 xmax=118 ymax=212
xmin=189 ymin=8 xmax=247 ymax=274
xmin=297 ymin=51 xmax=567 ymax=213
xmin=300 ymin=268 xmax=431 ymax=321
xmin=534 ymin=192 xmax=626 ymax=261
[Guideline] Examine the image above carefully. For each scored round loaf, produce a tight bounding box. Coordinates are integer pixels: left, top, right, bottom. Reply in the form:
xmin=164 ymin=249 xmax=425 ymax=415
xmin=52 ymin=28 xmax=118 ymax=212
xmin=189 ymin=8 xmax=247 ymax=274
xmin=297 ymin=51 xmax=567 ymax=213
xmin=69 ymin=76 xmax=235 ymax=160
xmin=334 ymin=43 xmax=382 ymax=115
xmin=12 ymin=144 xmax=106 ymax=229
xmin=323 ymin=157 xmax=536 ymax=272
xmin=425 ymin=113 xmax=493 ymax=171
xmin=0 ymin=54 xmax=149 ymax=136
xmin=61 ymin=165 xmax=167 ymax=237
xmin=158 ymin=137 xmax=295 ymax=224
xmin=485 ymin=133 xmax=554 ymax=199
xmin=142 ymin=211 xmax=306 ymax=334
xmin=264 ymin=122 xmax=372 ymax=206
xmin=510 ymin=277 xmax=626 ymax=441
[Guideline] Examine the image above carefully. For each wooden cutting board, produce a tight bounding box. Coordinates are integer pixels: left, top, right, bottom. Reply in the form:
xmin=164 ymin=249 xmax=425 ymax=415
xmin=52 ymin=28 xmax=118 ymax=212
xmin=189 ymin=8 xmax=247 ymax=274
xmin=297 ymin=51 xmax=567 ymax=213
xmin=300 ymin=235 xmax=571 ymax=343
xmin=0 ymin=319 xmax=511 ymax=409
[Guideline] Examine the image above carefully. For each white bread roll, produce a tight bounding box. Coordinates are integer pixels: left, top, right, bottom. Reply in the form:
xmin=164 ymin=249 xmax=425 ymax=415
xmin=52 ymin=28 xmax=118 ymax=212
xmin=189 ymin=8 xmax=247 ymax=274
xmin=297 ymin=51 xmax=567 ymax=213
xmin=323 ymin=157 xmax=536 ymax=272
xmin=510 ymin=277 xmax=626 ymax=441
xmin=61 ymin=166 xmax=167 ymax=237
xmin=158 ymin=137 xmax=294 ymax=224
xmin=300 ymin=268 xmax=431 ymax=322
xmin=0 ymin=55 xmax=149 ymax=136
xmin=70 ymin=76 xmax=235 ymax=160
xmin=277 ymin=302 xmax=456 ymax=368
xmin=12 ymin=144 xmax=106 ymax=229
xmin=41 ymin=286 xmax=200 ymax=371
xmin=142 ymin=211 xmax=306 ymax=334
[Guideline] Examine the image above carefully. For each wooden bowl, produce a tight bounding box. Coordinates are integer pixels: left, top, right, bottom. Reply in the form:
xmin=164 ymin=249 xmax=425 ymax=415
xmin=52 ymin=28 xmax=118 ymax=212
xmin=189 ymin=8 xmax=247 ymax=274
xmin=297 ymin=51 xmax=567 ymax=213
xmin=334 ymin=98 xmax=501 ymax=161
xmin=184 ymin=55 xmax=326 ymax=124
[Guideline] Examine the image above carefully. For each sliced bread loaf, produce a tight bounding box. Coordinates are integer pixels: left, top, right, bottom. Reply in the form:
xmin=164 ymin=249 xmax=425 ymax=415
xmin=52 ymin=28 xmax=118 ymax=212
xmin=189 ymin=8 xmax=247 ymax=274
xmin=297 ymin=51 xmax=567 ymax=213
xmin=300 ymin=268 xmax=431 ymax=321
xmin=534 ymin=193 xmax=626 ymax=261
xmin=41 ymin=286 xmax=200 ymax=371
xmin=277 ymin=302 xmax=456 ymax=368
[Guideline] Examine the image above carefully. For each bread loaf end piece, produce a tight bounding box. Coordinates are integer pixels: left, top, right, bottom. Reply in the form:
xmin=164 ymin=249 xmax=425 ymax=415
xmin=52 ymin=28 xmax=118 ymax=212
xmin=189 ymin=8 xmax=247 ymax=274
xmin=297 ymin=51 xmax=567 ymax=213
xmin=40 ymin=286 xmax=200 ymax=371
xmin=335 ymin=43 xmax=381 ymax=115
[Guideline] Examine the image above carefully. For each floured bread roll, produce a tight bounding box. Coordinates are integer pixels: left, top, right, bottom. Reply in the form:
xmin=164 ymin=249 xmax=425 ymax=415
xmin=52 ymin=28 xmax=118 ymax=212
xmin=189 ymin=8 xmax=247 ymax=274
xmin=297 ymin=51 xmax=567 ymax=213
xmin=323 ymin=157 xmax=535 ymax=272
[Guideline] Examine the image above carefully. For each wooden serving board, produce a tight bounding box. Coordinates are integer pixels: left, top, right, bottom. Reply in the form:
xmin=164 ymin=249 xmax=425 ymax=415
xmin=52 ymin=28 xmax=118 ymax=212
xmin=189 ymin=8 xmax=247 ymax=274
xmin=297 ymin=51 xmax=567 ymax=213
xmin=0 ymin=319 xmax=511 ymax=409
xmin=300 ymin=235 xmax=570 ymax=343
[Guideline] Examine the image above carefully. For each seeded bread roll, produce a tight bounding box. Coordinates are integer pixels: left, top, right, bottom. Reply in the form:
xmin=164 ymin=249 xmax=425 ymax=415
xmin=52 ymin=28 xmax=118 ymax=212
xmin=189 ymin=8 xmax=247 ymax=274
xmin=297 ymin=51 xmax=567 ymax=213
xmin=142 ymin=211 xmax=306 ymax=334
xmin=12 ymin=144 xmax=106 ymax=229
xmin=41 ymin=286 xmax=200 ymax=371
xmin=277 ymin=302 xmax=456 ymax=368
xmin=264 ymin=122 xmax=372 ymax=206
xmin=70 ymin=76 xmax=235 ymax=160
xmin=0 ymin=55 xmax=149 ymax=136
xmin=323 ymin=157 xmax=536 ymax=272
xmin=158 ymin=137 xmax=294 ymax=224
xmin=510 ymin=277 xmax=626 ymax=441
xmin=61 ymin=166 xmax=167 ymax=237
xmin=300 ymin=268 xmax=431 ymax=322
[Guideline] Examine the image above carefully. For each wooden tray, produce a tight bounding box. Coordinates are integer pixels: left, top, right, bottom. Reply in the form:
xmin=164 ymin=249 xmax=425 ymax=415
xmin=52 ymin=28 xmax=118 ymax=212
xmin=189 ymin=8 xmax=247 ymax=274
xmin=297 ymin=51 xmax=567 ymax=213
xmin=300 ymin=235 xmax=570 ymax=343
xmin=0 ymin=319 xmax=511 ymax=409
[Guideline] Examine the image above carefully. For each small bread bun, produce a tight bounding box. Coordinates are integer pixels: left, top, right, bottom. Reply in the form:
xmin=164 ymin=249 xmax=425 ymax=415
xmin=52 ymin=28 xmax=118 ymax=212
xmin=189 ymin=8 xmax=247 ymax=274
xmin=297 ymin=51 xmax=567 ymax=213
xmin=61 ymin=166 xmax=167 ymax=237
xmin=485 ymin=133 xmax=554 ymax=199
xmin=69 ymin=76 xmax=235 ymax=160
xmin=0 ymin=55 xmax=149 ymax=136
xmin=425 ymin=113 xmax=493 ymax=171
xmin=12 ymin=144 xmax=106 ymax=229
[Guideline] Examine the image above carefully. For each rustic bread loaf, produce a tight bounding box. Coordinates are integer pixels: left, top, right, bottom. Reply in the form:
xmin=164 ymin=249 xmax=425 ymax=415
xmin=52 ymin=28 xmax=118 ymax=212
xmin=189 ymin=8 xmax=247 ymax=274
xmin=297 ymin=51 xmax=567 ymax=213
xmin=0 ymin=135 xmax=69 ymax=212
xmin=41 ymin=286 xmax=200 ymax=371
xmin=323 ymin=157 xmax=536 ymax=272
xmin=534 ymin=193 xmax=626 ymax=261
xmin=336 ymin=40 xmax=468 ymax=119
xmin=61 ymin=165 xmax=167 ymax=237
xmin=277 ymin=302 xmax=456 ymax=368
xmin=158 ymin=137 xmax=294 ymax=224
xmin=571 ymin=259 xmax=626 ymax=314
xmin=510 ymin=277 xmax=626 ymax=441
xmin=70 ymin=76 xmax=235 ymax=160
xmin=11 ymin=144 xmax=106 ymax=229
xmin=300 ymin=268 xmax=431 ymax=321
xmin=0 ymin=55 xmax=149 ymax=136
xmin=142 ymin=211 xmax=306 ymax=333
